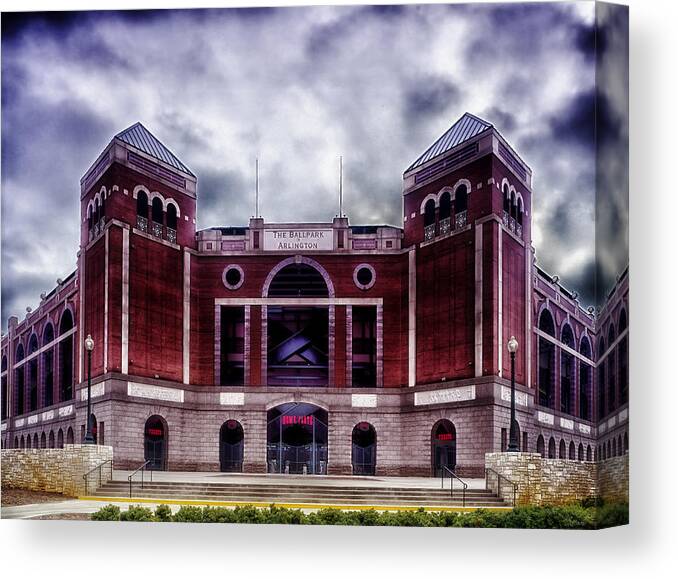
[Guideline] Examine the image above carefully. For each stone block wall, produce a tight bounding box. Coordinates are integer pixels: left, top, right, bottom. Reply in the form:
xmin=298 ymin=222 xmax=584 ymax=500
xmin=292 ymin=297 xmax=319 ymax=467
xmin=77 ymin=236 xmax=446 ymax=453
xmin=1 ymin=444 xmax=113 ymax=497
xmin=598 ymin=454 xmax=629 ymax=503
xmin=486 ymin=452 xmax=597 ymax=506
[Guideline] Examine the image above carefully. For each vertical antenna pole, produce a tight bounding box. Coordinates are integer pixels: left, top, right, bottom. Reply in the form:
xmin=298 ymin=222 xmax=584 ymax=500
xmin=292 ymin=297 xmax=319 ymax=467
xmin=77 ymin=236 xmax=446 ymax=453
xmin=339 ymin=155 xmax=343 ymax=217
xmin=255 ymin=158 xmax=259 ymax=218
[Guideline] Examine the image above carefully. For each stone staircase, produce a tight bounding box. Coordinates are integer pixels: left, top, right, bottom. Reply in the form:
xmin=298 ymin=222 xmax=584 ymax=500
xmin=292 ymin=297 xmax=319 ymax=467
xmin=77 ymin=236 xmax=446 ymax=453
xmin=90 ymin=479 xmax=508 ymax=508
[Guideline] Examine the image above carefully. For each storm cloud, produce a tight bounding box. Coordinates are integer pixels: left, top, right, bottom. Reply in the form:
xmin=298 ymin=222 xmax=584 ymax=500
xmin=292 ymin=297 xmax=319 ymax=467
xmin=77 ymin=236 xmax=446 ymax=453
xmin=1 ymin=3 xmax=628 ymax=328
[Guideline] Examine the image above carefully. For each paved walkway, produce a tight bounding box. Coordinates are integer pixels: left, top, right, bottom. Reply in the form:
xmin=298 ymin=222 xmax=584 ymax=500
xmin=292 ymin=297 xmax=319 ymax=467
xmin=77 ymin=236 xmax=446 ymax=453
xmin=111 ymin=470 xmax=488 ymax=489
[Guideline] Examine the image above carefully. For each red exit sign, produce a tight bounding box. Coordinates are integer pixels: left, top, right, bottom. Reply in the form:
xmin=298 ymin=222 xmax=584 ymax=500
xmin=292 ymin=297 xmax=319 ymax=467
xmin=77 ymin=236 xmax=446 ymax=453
xmin=437 ymin=433 xmax=454 ymax=441
xmin=282 ymin=415 xmax=314 ymax=426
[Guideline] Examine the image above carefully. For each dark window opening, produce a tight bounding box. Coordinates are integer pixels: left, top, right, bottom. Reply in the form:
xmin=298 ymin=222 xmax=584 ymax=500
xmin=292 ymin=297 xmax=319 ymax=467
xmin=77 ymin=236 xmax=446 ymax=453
xmin=352 ymin=306 xmax=376 ymax=388
xmin=59 ymin=311 xmax=74 ymax=402
xmin=560 ymin=325 xmax=574 ymax=415
xmin=220 ymin=306 xmax=245 ymax=386
xmin=267 ymin=307 xmax=328 ymax=387
xmin=220 ymin=420 xmax=244 ymax=472
xmin=356 ymin=267 xmax=373 ymax=287
xmin=152 ymin=197 xmax=163 ymax=224
xmin=166 ymin=203 xmax=177 ymax=230
xmin=538 ymin=310 xmax=555 ymax=408
xmin=579 ymin=338 xmax=592 ymax=420
xmin=136 ymin=191 xmax=148 ymax=217
xmin=268 ymin=263 xmax=329 ymax=298
xmin=423 ymin=199 xmax=436 ymax=227
xmin=454 ymin=185 xmax=468 ymax=213
xmin=225 ymin=267 xmax=242 ymax=288
xmin=352 ymin=422 xmax=377 ymax=475
xmin=548 ymin=437 xmax=556 ymax=459
xmin=439 ymin=192 xmax=451 ymax=221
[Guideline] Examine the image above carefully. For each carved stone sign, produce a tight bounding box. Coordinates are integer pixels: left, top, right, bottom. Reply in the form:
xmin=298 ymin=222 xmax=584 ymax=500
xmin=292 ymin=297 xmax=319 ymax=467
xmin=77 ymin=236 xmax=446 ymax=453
xmin=500 ymin=386 xmax=529 ymax=407
xmin=537 ymin=411 xmax=554 ymax=425
xmin=607 ymin=415 xmax=617 ymax=429
xmin=128 ymin=382 xmax=184 ymax=403
xmin=58 ymin=405 xmax=74 ymax=417
xmin=618 ymin=408 xmax=628 ymax=423
xmin=263 ymin=229 xmax=333 ymax=251
xmin=41 ymin=410 xmax=55 ymax=422
xmin=578 ymin=423 xmax=592 ymax=435
xmin=414 ymin=385 xmax=475 ymax=406
xmin=80 ymin=382 xmax=105 ymax=401
xmin=1 ymin=422 xmax=7 ymax=432
xmin=560 ymin=417 xmax=574 ymax=430
xmin=352 ymin=394 xmax=377 ymax=408
xmin=15 ymin=418 xmax=25 ymax=428
xmin=27 ymin=414 xmax=39 ymax=425
xmin=220 ymin=392 xmax=245 ymax=406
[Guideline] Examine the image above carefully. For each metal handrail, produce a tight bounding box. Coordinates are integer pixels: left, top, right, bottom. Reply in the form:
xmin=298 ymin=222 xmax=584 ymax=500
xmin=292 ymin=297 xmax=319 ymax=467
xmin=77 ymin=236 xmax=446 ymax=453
xmin=127 ymin=459 xmax=153 ymax=498
xmin=485 ymin=467 xmax=517 ymax=507
xmin=82 ymin=459 xmax=113 ymax=495
xmin=441 ymin=466 xmax=468 ymax=507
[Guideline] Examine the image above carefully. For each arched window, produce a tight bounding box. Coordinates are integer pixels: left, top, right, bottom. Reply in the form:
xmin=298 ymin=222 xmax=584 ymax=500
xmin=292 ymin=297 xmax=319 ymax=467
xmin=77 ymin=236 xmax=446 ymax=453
xmin=510 ymin=192 xmax=517 ymax=220
xmin=166 ymin=203 xmax=178 ymax=231
xmin=28 ymin=334 xmax=39 ymax=412
xmin=612 ymin=437 xmax=617 ymax=457
xmin=618 ymin=310 xmax=628 ymax=405
xmin=15 ymin=343 xmax=25 ymax=415
xmin=559 ymin=439 xmax=566 ymax=459
xmin=42 ymin=323 xmax=55 ymax=408
xmin=423 ymin=198 xmax=436 ymax=240
xmin=14 ymin=436 xmax=19 ymax=449
xmin=152 ymin=197 xmax=164 ymax=224
xmin=95 ymin=198 xmax=102 ymax=225
xmin=586 ymin=445 xmax=592 ymax=461
xmin=33 ymin=433 xmax=38 ymax=448
xmin=59 ymin=310 xmax=74 ymax=402
xmin=548 ymin=437 xmax=556 ymax=459
xmin=57 ymin=428 xmax=64 ymax=448
xmin=136 ymin=191 xmax=148 ymax=218
xmin=40 ymin=432 xmax=47 ymax=448
xmin=517 ymin=197 xmax=524 ymax=227
xmin=454 ymin=184 xmax=468 ymax=214
xmin=502 ymin=184 xmax=510 ymax=215
xmin=536 ymin=434 xmax=545 ymax=457
xmin=219 ymin=420 xmax=244 ymax=472
xmin=48 ymin=430 xmax=55 ymax=448
xmin=66 ymin=427 xmax=74 ymax=445
xmin=607 ymin=324 xmax=616 ymax=413
xmin=579 ymin=336 xmax=592 ymax=420
xmin=623 ymin=432 xmax=628 ymax=454
xmin=569 ymin=441 xmax=576 ymax=460
xmin=597 ymin=338 xmax=606 ymax=419
xmin=268 ymin=263 xmax=330 ymax=297
xmin=439 ymin=191 xmax=451 ymax=234
xmin=538 ymin=310 xmax=556 ymax=408
xmin=607 ymin=440 xmax=611 ymax=459
xmin=145 ymin=415 xmax=168 ymax=470
xmin=87 ymin=205 xmax=93 ymax=234
xmin=560 ymin=324 xmax=575 ymax=415
xmin=578 ymin=443 xmax=584 ymax=461
xmin=23 ymin=435 xmax=28 ymax=449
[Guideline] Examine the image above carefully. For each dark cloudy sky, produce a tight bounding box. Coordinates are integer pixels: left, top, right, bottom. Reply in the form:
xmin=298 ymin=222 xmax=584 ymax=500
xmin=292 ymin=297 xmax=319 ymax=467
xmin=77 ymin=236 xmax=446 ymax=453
xmin=1 ymin=2 xmax=628 ymax=328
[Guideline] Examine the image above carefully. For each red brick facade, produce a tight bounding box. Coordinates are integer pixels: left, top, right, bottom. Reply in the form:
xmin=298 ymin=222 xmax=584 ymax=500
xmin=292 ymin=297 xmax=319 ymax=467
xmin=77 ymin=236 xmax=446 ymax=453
xmin=0 ymin=117 xmax=629 ymax=476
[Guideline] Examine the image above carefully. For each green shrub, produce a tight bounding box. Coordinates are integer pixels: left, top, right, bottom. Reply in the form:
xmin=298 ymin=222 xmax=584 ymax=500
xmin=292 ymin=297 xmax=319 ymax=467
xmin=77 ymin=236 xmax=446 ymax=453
xmin=89 ymin=501 xmax=628 ymax=529
xmin=154 ymin=504 xmax=173 ymax=522
xmin=596 ymin=502 xmax=629 ymax=528
xmin=173 ymin=505 xmax=204 ymax=523
xmin=90 ymin=504 xmax=121 ymax=521
xmin=119 ymin=505 xmax=155 ymax=522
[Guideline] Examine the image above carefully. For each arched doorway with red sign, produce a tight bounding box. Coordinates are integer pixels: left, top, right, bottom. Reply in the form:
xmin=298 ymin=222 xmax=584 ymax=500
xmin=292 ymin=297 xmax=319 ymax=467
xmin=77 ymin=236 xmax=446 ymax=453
xmin=219 ymin=419 xmax=244 ymax=472
xmin=267 ymin=402 xmax=328 ymax=474
xmin=352 ymin=422 xmax=376 ymax=475
xmin=431 ymin=419 xmax=456 ymax=476
xmin=144 ymin=415 xmax=168 ymax=470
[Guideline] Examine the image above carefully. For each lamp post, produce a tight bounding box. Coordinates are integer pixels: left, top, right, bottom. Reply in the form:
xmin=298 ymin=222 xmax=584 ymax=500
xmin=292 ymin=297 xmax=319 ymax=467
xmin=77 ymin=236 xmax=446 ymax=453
xmin=84 ymin=334 xmax=95 ymax=444
xmin=507 ymin=336 xmax=520 ymax=452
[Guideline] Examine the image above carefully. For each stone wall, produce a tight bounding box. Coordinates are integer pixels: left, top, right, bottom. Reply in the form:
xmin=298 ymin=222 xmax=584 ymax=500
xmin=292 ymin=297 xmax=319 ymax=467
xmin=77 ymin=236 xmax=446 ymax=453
xmin=598 ymin=454 xmax=629 ymax=503
xmin=1 ymin=444 xmax=113 ymax=497
xmin=485 ymin=452 xmax=597 ymax=506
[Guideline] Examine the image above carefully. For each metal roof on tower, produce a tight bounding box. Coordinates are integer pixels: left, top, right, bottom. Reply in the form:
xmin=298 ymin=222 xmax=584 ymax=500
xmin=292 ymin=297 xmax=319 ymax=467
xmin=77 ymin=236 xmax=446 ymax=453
xmin=406 ymin=113 xmax=493 ymax=173
xmin=115 ymin=122 xmax=195 ymax=177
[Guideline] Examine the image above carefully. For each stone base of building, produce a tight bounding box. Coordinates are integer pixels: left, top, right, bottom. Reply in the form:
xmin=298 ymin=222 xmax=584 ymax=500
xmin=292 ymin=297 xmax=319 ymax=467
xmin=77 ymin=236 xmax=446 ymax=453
xmin=1 ymin=444 xmax=113 ymax=497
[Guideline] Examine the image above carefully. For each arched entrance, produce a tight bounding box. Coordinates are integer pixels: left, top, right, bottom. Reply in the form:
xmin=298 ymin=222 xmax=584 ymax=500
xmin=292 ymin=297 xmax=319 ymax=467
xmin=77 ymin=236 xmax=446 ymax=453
xmin=431 ymin=419 xmax=456 ymax=476
xmin=267 ymin=402 xmax=328 ymax=474
xmin=144 ymin=415 xmax=167 ymax=471
xmin=219 ymin=420 xmax=244 ymax=472
xmin=352 ymin=422 xmax=376 ymax=475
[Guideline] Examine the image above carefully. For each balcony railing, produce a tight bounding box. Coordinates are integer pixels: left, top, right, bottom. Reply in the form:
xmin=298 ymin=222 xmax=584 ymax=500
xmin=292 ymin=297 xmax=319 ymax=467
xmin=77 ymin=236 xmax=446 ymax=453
xmin=166 ymin=227 xmax=177 ymax=244
xmin=424 ymin=223 xmax=436 ymax=241
xmin=455 ymin=211 xmax=467 ymax=229
xmin=439 ymin=217 xmax=451 ymax=235
xmin=502 ymin=211 xmax=509 ymax=228
xmin=516 ymin=223 xmax=523 ymax=238
xmin=509 ymin=217 xmax=516 ymax=233
xmin=136 ymin=215 xmax=148 ymax=233
xmin=151 ymin=221 xmax=163 ymax=238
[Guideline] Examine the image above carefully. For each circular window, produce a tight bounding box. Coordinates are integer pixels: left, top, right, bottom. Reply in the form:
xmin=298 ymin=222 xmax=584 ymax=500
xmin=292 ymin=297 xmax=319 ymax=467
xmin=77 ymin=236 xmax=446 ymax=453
xmin=353 ymin=264 xmax=376 ymax=290
xmin=222 ymin=264 xmax=244 ymax=290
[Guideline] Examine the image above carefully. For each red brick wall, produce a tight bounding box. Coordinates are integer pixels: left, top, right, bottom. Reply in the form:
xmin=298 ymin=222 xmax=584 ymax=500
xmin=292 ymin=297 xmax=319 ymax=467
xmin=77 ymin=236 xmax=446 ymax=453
xmin=128 ymin=234 xmax=183 ymax=381
xmin=84 ymin=238 xmax=106 ymax=376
